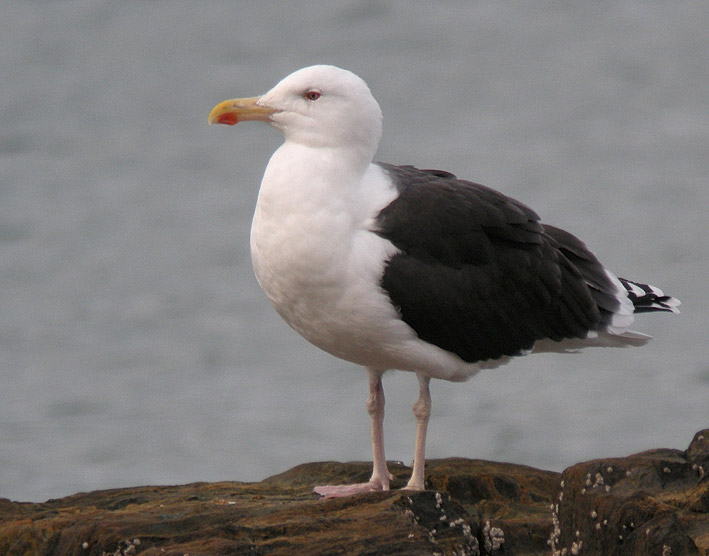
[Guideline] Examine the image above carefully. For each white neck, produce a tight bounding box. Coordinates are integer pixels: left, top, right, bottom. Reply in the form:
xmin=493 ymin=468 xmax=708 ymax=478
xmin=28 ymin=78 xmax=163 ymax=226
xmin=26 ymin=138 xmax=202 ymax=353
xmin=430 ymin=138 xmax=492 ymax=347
xmin=257 ymin=142 xmax=378 ymax=223
xmin=249 ymin=141 xmax=397 ymax=293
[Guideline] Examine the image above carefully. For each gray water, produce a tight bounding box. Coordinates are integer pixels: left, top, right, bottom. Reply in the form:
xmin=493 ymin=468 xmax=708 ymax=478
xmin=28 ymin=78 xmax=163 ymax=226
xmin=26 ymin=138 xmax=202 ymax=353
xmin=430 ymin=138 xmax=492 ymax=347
xmin=1 ymin=1 xmax=707 ymax=503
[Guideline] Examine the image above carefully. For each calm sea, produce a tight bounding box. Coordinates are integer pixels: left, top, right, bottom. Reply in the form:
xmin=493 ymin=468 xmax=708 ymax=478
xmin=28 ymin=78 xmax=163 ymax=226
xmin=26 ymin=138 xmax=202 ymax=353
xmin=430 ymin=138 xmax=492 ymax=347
xmin=1 ymin=1 xmax=707 ymax=502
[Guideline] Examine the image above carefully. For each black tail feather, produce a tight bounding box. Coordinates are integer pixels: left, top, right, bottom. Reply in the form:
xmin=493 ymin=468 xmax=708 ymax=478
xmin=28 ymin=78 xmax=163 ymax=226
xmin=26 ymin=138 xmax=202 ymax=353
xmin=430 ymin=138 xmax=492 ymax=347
xmin=619 ymin=278 xmax=681 ymax=314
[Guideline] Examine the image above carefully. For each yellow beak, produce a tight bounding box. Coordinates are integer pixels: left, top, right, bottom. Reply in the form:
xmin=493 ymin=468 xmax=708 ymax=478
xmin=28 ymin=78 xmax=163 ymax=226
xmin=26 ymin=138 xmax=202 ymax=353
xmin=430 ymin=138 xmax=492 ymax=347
xmin=208 ymin=97 xmax=278 ymax=126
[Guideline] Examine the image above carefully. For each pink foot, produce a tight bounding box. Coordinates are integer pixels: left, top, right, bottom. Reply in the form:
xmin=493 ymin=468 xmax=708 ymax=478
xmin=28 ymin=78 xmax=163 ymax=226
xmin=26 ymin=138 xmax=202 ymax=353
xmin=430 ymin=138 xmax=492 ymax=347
xmin=313 ymin=481 xmax=388 ymax=499
xmin=401 ymin=482 xmax=425 ymax=492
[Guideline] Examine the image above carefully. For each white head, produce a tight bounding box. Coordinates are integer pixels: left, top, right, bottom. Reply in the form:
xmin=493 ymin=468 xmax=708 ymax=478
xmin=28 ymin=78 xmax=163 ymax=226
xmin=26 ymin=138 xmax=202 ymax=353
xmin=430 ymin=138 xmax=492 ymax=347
xmin=209 ymin=65 xmax=383 ymax=161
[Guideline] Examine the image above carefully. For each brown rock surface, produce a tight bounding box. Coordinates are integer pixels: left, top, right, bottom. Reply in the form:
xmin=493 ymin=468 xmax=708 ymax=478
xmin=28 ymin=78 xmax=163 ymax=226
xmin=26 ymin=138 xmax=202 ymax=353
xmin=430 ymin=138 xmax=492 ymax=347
xmin=551 ymin=430 xmax=709 ymax=556
xmin=1 ymin=430 xmax=707 ymax=556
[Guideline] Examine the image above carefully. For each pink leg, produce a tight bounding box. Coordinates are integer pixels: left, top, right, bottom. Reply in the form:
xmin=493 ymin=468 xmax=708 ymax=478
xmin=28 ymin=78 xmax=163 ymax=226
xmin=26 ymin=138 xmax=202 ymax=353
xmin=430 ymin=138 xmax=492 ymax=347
xmin=403 ymin=373 xmax=431 ymax=491
xmin=314 ymin=368 xmax=392 ymax=498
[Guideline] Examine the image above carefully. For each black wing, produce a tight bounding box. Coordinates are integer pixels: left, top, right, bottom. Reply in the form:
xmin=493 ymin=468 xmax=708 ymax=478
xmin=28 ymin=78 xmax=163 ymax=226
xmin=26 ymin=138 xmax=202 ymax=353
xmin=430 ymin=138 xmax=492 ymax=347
xmin=374 ymin=163 xmax=621 ymax=363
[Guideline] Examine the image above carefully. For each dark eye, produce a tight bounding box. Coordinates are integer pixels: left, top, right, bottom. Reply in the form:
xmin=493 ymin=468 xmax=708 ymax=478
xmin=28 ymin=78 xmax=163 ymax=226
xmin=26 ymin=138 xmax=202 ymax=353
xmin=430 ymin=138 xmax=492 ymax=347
xmin=304 ymin=90 xmax=321 ymax=101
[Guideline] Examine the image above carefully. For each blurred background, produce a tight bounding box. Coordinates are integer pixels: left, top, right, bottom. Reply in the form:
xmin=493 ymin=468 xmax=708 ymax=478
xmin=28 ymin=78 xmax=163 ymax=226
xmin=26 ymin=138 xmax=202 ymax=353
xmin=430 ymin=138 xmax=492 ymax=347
xmin=1 ymin=1 xmax=707 ymax=502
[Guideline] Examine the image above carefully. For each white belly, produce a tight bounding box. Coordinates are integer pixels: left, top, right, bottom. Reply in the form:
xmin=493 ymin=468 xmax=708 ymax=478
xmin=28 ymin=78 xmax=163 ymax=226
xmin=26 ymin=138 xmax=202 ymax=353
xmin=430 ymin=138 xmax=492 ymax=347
xmin=251 ymin=201 xmax=400 ymax=366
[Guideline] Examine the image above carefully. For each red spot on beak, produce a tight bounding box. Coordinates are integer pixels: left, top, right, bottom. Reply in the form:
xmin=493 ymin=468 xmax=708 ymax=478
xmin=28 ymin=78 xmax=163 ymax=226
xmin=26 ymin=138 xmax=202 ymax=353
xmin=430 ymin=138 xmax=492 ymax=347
xmin=216 ymin=112 xmax=239 ymax=126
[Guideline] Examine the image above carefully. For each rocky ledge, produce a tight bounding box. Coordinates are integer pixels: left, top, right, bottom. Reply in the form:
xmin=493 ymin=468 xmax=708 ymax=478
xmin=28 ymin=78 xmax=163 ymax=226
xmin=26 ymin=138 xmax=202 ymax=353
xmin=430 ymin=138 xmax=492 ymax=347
xmin=1 ymin=430 xmax=707 ymax=556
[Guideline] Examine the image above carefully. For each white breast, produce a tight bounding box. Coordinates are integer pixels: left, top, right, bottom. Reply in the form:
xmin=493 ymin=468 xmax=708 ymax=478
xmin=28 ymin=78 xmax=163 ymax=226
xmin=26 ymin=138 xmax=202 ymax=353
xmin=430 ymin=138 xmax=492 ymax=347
xmin=249 ymin=144 xmax=484 ymax=381
xmin=250 ymin=146 xmax=401 ymax=362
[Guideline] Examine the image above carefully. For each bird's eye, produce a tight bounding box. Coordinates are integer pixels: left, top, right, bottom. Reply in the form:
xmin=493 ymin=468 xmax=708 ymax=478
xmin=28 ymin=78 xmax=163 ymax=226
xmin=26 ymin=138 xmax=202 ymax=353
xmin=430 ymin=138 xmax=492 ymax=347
xmin=304 ymin=90 xmax=321 ymax=101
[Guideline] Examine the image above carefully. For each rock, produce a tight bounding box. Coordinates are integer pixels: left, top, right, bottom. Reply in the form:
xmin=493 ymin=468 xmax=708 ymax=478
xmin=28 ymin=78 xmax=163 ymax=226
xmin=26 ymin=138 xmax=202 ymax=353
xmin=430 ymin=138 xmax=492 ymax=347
xmin=424 ymin=458 xmax=559 ymax=555
xmin=551 ymin=429 xmax=709 ymax=556
xmin=0 ymin=430 xmax=707 ymax=556
xmin=0 ymin=461 xmax=553 ymax=556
